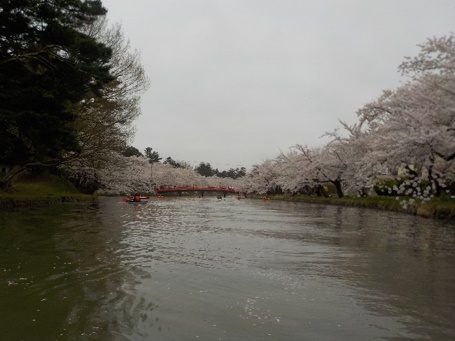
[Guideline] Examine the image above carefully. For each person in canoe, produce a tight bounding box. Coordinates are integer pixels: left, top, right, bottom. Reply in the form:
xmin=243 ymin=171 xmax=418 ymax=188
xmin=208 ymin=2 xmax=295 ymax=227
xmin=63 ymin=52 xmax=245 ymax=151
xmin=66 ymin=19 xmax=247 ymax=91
xmin=132 ymin=193 xmax=141 ymax=202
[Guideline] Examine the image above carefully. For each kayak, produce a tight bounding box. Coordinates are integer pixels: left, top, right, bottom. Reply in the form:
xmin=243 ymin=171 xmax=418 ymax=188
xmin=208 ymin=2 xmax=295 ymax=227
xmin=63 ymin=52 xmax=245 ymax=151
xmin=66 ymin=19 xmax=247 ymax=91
xmin=126 ymin=200 xmax=148 ymax=204
xmin=122 ymin=196 xmax=150 ymax=204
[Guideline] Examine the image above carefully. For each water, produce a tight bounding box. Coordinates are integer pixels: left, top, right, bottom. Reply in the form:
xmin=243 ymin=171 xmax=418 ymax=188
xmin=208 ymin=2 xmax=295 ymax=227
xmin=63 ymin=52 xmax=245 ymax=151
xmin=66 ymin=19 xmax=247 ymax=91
xmin=1 ymin=197 xmax=454 ymax=340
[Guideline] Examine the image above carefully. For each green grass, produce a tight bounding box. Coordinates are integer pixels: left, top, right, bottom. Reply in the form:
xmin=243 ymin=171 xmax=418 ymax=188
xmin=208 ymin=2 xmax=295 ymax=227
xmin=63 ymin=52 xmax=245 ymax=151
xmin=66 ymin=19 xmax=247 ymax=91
xmin=257 ymin=193 xmax=455 ymax=220
xmin=0 ymin=174 xmax=79 ymax=196
xmin=0 ymin=174 xmax=94 ymax=207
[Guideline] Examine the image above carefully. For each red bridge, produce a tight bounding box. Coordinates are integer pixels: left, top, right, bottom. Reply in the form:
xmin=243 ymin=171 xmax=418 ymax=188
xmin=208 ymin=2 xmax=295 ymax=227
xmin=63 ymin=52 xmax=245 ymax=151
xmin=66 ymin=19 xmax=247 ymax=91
xmin=155 ymin=186 xmax=238 ymax=197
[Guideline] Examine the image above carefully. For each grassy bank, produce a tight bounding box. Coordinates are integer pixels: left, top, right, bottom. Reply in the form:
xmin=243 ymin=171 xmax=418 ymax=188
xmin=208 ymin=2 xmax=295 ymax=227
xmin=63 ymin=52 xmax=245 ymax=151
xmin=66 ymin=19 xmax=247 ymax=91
xmin=260 ymin=194 xmax=455 ymax=220
xmin=0 ymin=174 xmax=95 ymax=209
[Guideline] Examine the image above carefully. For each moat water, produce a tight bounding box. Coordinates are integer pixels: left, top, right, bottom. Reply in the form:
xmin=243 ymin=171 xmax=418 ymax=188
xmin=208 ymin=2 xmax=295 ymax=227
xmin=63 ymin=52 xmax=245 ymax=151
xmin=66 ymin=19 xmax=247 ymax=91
xmin=1 ymin=197 xmax=454 ymax=340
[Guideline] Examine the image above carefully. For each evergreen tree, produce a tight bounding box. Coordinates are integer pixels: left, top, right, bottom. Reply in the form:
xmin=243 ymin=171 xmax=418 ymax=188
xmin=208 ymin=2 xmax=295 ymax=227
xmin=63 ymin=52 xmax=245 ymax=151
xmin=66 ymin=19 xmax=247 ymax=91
xmin=0 ymin=0 xmax=112 ymax=189
xmin=195 ymin=162 xmax=214 ymax=177
xmin=164 ymin=157 xmax=186 ymax=168
xmin=122 ymin=146 xmax=143 ymax=158
xmin=144 ymin=147 xmax=162 ymax=164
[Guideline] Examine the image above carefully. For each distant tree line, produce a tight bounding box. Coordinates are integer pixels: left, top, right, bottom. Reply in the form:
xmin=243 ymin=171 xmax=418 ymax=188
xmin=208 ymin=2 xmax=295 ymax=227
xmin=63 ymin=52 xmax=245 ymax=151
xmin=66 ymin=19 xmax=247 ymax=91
xmin=194 ymin=162 xmax=246 ymax=179
xmin=122 ymin=146 xmax=246 ymax=180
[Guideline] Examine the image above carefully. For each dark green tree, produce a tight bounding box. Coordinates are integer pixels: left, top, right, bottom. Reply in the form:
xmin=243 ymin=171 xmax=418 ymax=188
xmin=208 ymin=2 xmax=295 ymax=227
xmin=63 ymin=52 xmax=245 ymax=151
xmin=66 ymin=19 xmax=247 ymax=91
xmin=164 ymin=156 xmax=185 ymax=168
xmin=0 ymin=0 xmax=112 ymax=190
xmin=122 ymin=146 xmax=143 ymax=158
xmin=195 ymin=162 xmax=214 ymax=177
xmin=214 ymin=167 xmax=246 ymax=179
xmin=144 ymin=147 xmax=162 ymax=164
xmin=236 ymin=167 xmax=247 ymax=178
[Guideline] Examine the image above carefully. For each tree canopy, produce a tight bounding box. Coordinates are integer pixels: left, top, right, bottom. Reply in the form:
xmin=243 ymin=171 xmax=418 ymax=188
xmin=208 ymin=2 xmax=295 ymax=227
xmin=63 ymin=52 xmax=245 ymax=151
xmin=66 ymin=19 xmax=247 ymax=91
xmin=144 ymin=147 xmax=162 ymax=164
xmin=59 ymin=17 xmax=149 ymax=192
xmin=240 ymin=35 xmax=455 ymax=200
xmin=122 ymin=146 xmax=143 ymax=158
xmin=0 ymin=0 xmax=112 ymax=189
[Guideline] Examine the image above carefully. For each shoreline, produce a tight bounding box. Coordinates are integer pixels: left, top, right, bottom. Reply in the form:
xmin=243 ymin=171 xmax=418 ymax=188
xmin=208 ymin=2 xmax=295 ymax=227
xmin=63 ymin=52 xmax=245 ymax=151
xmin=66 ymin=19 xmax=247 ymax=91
xmin=254 ymin=194 xmax=455 ymax=221
xmin=1 ymin=174 xmax=453 ymax=221
xmin=0 ymin=174 xmax=96 ymax=209
xmin=0 ymin=195 xmax=96 ymax=209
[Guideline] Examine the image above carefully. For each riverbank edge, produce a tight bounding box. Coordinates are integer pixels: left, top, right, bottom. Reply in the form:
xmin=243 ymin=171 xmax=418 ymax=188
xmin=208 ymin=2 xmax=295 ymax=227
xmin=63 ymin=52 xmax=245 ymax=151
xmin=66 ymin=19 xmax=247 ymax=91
xmin=0 ymin=174 xmax=96 ymax=210
xmin=1 ymin=175 xmax=453 ymax=220
xmin=256 ymin=194 xmax=455 ymax=220
xmin=0 ymin=194 xmax=96 ymax=209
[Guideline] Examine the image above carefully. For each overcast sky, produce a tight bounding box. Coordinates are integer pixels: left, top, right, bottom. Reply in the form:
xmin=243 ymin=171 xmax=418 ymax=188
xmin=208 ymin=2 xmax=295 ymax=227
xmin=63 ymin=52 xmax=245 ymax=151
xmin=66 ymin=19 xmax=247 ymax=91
xmin=101 ymin=0 xmax=454 ymax=171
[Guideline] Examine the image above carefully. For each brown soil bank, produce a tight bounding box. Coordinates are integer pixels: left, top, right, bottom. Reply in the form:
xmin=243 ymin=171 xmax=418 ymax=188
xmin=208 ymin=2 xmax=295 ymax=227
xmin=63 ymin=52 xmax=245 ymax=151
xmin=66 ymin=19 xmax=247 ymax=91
xmin=263 ymin=194 xmax=455 ymax=221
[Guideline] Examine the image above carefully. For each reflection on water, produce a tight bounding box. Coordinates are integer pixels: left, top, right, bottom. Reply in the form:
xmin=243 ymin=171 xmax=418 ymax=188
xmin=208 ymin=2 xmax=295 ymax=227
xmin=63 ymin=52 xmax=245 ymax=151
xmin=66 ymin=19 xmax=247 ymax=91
xmin=0 ymin=197 xmax=454 ymax=340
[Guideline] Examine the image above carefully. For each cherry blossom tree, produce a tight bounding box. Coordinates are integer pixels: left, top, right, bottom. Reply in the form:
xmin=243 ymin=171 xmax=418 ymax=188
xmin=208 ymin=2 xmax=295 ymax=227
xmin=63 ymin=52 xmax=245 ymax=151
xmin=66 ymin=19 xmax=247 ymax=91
xmin=274 ymin=148 xmax=310 ymax=194
xmin=323 ymin=121 xmax=385 ymax=196
xmin=245 ymin=35 xmax=454 ymax=200
xmin=62 ymin=150 xmax=243 ymax=196
xmin=242 ymin=160 xmax=282 ymax=195
xmin=275 ymin=146 xmax=321 ymax=195
xmin=146 ymin=161 xmax=241 ymax=193
xmin=97 ymin=155 xmax=151 ymax=194
xmin=62 ymin=35 xmax=453 ymax=200
xmin=354 ymin=35 xmax=455 ymax=197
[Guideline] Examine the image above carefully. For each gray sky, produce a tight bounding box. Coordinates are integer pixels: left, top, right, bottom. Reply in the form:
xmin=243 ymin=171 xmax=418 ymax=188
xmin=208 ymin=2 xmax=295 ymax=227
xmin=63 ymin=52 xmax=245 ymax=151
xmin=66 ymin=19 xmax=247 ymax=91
xmin=101 ymin=0 xmax=454 ymax=171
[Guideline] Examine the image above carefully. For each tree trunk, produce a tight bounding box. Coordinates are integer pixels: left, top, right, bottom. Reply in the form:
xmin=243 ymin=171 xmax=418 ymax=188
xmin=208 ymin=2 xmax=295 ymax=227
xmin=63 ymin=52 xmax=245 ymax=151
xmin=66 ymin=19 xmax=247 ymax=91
xmin=0 ymin=165 xmax=27 ymax=191
xmin=428 ymin=164 xmax=442 ymax=197
xmin=315 ymin=184 xmax=329 ymax=198
xmin=405 ymin=164 xmax=419 ymax=178
xmin=332 ymin=179 xmax=344 ymax=198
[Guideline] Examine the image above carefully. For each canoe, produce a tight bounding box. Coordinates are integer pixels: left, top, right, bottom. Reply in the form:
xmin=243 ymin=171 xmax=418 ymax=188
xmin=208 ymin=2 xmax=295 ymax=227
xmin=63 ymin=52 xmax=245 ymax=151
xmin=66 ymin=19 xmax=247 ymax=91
xmin=125 ymin=200 xmax=148 ymax=204
xmin=123 ymin=196 xmax=150 ymax=204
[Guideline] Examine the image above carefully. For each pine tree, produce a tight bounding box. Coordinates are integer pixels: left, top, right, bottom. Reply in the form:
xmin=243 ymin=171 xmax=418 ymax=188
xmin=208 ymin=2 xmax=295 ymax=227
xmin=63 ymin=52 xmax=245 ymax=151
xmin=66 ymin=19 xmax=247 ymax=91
xmin=0 ymin=0 xmax=112 ymax=189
